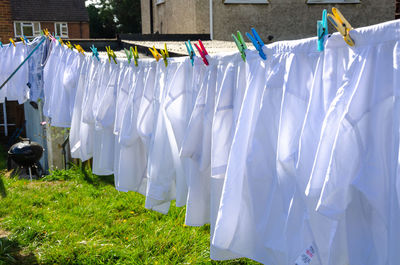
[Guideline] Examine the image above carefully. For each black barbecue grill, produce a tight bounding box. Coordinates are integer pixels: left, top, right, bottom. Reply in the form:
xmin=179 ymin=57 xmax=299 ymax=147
xmin=8 ymin=138 xmax=44 ymax=180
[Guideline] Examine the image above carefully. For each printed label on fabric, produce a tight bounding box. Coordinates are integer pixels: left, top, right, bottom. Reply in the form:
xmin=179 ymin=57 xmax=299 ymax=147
xmin=294 ymin=244 xmax=316 ymax=265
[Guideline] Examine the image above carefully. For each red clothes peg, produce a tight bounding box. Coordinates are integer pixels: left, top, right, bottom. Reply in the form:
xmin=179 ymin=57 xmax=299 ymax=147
xmin=194 ymin=39 xmax=209 ymax=66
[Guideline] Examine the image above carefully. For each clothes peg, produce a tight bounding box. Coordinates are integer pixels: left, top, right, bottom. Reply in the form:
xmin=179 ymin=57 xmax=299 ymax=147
xmin=106 ymin=46 xmax=111 ymax=61
xmin=9 ymin=38 xmax=15 ymax=47
xmin=106 ymin=46 xmax=117 ymax=64
xmin=185 ymin=40 xmax=196 ymax=66
xmin=66 ymin=41 xmax=74 ymax=50
xmin=131 ymin=46 xmax=139 ymax=67
xmin=317 ymin=9 xmax=329 ymax=51
xmin=245 ymin=28 xmax=266 ymax=60
xmin=90 ymin=45 xmax=100 ymax=61
xmin=232 ymin=31 xmax=247 ymax=62
xmin=124 ymin=48 xmax=133 ymax=64
xmin=74 ymin=44 xmax=85 ymax=55
xmin=149 ymin=46 xmax=162 ymax=61
xmin=43 ymin=29 xmax=50 ymax=37
xmin=0 ymin=42 xmax=3 ymax=48
xmin=20 ymin=36 xmax=29 ymax=45
xmin=327 ymin=7 xmax=354 ymax=47
xmin=57 ymin=37 xmax=64 ymax=46
xmin=194 ymin=40 xmax=209 ymax=66
xmin=160 ymin=43 xmax=169 ymax=67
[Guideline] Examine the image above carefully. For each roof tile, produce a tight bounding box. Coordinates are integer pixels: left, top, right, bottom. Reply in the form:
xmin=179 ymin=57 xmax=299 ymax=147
xmin=10 ymin=0 xmax=89 ymax=22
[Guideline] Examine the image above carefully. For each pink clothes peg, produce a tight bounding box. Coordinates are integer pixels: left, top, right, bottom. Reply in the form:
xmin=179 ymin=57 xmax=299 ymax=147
xmin=50 ymin=35 xmax=57 ymax=43
xmin=194 ymin=39 xmax=209 ymax=66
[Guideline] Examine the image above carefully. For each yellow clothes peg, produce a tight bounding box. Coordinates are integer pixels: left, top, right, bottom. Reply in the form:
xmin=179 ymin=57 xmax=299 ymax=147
xmin=9 ymin=38 xmax=16 ymax=47
xmin=20 ymin=37 xmax=25 ymax=45
xmin=160 ymin=43 xmax=169 ymax=67
xmin=149 ymin=46 xmax=162 ymax=61
xmin=66 ymin=41 xmax=74 ymax=50
xmin=131 ymin=46 xmax=139 ymax=67
xmin=106 ymin=46 xmax=117 ymax=64
xmin=74 ymin=44 xmax=85 ymax=55
xmin=327 ymin=7 xmax=355 ymax=47
xmin=43 ymin=29 xmax=50 ymax=37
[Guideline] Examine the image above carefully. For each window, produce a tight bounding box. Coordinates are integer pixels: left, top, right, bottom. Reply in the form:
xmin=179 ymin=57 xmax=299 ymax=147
xmin=14 ymin=22 xmax=41 ymax=38
xmin=307 ymin=0 xmax=360 ymax=3
xmin=224 ymin=0 xmax=269 ymax=3
xmin=55 ymin=22 xmax=68 ymax=38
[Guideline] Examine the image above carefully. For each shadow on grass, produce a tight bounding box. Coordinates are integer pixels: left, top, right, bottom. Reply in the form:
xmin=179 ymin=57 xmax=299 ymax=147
xmin=0 ymin=237 xmax=38 ymax=265
xmin=96 ymin=174 xmax=115 ymax=186
xmin=79 ymin=164 xmax=95 ymax=185
xmin=0 ymin=144 xmax=8 ymax=170
xmin=0 ymin=176 xmax=6 ymax=198
xmin=73 ymin=162 xmax=115 ymax=187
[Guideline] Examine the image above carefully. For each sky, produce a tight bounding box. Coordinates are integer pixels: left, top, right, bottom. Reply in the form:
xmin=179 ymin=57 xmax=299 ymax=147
xmin=85 ymin=0 xmax=99 ymax=6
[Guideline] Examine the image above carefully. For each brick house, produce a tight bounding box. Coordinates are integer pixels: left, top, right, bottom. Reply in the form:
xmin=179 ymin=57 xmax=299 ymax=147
xmin=0 ymin=0 xmax=89 ymax=42
xmin=141 ymin=0 xmax=395 ymax=41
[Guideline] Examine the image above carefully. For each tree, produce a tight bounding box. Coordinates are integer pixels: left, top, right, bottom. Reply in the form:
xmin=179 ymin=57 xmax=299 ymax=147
xmin=112 ymin=0 xmax=142 ymax=34
xmin=87 ymin=0 xmax=141 ymax=38
xmin=87 ymin=3 xmax=116 ymax=38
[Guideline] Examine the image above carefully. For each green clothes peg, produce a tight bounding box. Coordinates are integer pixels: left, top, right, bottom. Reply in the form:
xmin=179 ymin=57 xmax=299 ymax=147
xmin=124 ymin=48 xmax=133 ymax=64
xmin=232 ymin=31 xmax=247 ymax=62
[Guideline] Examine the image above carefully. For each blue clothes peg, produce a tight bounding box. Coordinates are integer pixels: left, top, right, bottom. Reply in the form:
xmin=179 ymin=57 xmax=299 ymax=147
xmin=23 ymin=35 xmax=29 ymax=44
xmin=245 ymin=28 xmax=267 ymax=60
xmin=185 ymin=40 xmax=196 ymax=66
xmin=0 ymin=41 xmax=3 ymax=48
xmin=90 ymin=45 xmax=100 ymax=61
xmin=317 ymin=9 xmax=328 ymax=51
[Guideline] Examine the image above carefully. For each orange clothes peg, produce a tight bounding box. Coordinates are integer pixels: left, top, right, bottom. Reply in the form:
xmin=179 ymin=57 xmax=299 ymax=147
xmin=149 ymin=46 xmax=162 ymax=61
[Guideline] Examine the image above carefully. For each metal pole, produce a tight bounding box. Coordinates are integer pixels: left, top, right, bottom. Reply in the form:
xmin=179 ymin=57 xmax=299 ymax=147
xmin=28 ymin=167 xmax=32 ymax=181
xmin=209 ymin=0 xmax=213 ymax=40
xmin=150 ymin=0 xmax=154 ymax=34
xmin=2 ymin=102 xmax=7 ymax=136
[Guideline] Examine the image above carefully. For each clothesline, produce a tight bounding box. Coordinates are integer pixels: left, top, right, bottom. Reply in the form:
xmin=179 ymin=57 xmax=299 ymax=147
xmin=0 ymin=37 xmax=46 ymax=91
xmin=1 ymin=16 xmax=400 ymax=265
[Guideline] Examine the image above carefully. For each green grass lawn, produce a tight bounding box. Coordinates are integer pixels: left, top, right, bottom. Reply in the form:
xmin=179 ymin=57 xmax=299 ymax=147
xmin=0 ymin=161 xmax=259 ymax=265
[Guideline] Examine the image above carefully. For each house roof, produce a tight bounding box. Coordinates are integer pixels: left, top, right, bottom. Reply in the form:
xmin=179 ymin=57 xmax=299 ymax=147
xmin=10 ymin=0 xmax=89 ymax=22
